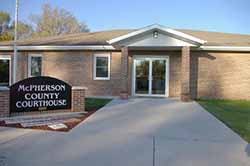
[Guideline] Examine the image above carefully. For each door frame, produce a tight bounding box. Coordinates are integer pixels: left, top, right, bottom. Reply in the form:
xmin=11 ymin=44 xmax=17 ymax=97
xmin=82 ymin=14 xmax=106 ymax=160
xmin=132 ymin=55 xmax=169 ymax=97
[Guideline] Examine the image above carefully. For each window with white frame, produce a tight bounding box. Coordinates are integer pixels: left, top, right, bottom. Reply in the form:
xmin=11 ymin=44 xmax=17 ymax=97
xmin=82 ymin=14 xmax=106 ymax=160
xmin=93 ymin=54 xmax=110 ymax=80
xmin=28 ymin=54 xmax=42 ymax=77
xmin=0 ymin=55 xmax=11 ymax=86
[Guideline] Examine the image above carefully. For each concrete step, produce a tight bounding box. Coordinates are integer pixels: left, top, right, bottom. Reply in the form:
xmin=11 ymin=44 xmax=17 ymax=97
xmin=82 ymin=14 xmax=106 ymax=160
xmin=0 ymin=111 xmax=88 ymax=121
xmin=4 ymin=113 xmax=85 ymax=125
xmin=20 ymin=118 xmax=81 ymax=127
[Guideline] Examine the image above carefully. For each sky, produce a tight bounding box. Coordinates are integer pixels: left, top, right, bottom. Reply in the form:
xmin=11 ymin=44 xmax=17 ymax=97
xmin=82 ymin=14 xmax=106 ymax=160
xmin=1 ymin=0 xmax=250 ymax=34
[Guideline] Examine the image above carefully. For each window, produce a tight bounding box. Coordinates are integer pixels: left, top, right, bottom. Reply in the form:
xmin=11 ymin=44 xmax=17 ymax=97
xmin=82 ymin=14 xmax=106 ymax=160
xmin=93 ymin=54 xmax=110 ymax=80
xmin=0 ymin=55 xmax=11 ymax=86
xmin=28 ymin=54 xmax=42 ymax=77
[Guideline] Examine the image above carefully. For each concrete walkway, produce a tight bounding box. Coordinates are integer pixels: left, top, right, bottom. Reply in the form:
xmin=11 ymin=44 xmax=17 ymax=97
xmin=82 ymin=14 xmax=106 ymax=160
xmin=0 ymin=98 xmax=249 ymax=166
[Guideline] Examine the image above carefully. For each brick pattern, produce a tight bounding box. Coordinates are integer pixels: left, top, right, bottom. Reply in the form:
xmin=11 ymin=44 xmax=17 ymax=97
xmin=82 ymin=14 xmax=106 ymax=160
xmin=71 ymin=87 xmax=85 ymax=112
xmin=10 ymin=50 xmax=182 ymax=98
xmin=3 ymin=50 xmax=250 ymax=100
xmin=169 ymin=54 xmax=182 ymax=97
xmin=121 ymin=47 xmax=129 ymax=93
xmin=191 ymin=52 xmax=250 ymax=100
xmin=16 ymin=52 xmax=28 ymax=82
xmin=181 ymin=46 xmax=191 ymax=101
xmin=0 ymin=90 xmax=10 ymax=118
xmin=2 ymin=50 xmax=123 ymax=97
xmin=42 ymin=51 xmax=123 ymax=96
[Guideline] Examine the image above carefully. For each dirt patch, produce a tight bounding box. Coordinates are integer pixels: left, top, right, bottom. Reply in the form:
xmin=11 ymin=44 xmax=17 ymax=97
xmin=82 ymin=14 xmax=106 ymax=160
xmin=0 ymin=109 xmax=97 ymax=132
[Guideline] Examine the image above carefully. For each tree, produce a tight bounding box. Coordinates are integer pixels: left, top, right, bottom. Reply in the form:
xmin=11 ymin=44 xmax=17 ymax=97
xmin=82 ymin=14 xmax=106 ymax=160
xmin=9 ymin=21 xmax=33 ymax=39
xmin=0 ymin=11 xmax=11 ymax=34
xmin=0 ymin=11 xmax=33 ymax=41
xmin=17 ymin=21 xmax=33 ymax=39
xmin=0 ymin=3 xmax=90 ymax=41
xmin=0 ymin=32 xmax=13 ymax=41
xmin=30 ymin=4 xmax=89 ymax=37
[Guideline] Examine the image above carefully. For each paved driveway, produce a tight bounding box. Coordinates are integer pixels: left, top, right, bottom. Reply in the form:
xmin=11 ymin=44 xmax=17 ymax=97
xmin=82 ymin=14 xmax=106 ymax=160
xmin=0 ymin=98 xmax=249 ymax=166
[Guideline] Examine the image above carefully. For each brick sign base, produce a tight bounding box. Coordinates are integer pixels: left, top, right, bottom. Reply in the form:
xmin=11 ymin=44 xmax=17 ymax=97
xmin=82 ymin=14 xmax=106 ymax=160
xmin=0 ymin=88 xmax=10 ymax=117
xmin=0 ymin=86 xmax=87 ymax=118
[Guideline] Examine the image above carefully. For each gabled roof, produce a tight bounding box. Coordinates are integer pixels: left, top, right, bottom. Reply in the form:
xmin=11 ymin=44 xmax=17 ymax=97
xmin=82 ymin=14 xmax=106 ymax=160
xmin=178 ymin=29 xmax=250 ymax=47
xmin=0 ymin=25 xmax=250 ymax=48
xmin=107 ymin=24 xmax=206 ymax=45
xmin=0 ymin=29 xmax=134 ymax=46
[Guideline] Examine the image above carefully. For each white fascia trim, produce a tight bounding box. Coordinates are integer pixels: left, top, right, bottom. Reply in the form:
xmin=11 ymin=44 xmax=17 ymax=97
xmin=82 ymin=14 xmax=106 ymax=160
xmin=200 ymin=46 xmax=250 ymax=52
xmin=107 ymin=24 xmax=207 ymax=45
xmin=0 ymin=45 xmax=115 ymax=51
xmin=0 ymin=46 xmax=13 ymax=50
xmin=108 ymin=25 xmax=154 ymax=44
xmin=163 ymin=28 xmax=206 ymax=44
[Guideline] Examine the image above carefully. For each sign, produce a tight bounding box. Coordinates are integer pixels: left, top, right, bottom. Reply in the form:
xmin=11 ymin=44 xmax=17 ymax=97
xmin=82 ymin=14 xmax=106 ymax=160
xmin=10 ymin=76 xmax=72 ymax=112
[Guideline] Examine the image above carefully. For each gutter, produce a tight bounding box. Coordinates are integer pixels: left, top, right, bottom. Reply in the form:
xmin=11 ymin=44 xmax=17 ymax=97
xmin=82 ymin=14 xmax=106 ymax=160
xmin=0 ymin=45 xmax=116 ymax=51
xmin=199 ymin=46 xmax=250 ymax=52
xmin=1 ymin=45 xmax=250 ymax=52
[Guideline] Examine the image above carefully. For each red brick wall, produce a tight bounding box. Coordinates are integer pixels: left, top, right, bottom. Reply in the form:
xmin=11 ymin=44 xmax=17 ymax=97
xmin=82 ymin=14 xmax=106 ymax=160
xmin=71 ymin=87 xmax=86 ymax=112
xmin=16 ymin=52 xmax=28 ymax=82
xmin=191 ymin=51 xmax=250 ymax=99
xmin=169 ymin=53 xmax=182 ymax=97
xmin=0 ymin=90 xmax=9 ymax=117
xmin=42 ymin=51 xmax=123 ymax=96
xmin=181 ymin=46 xmax=191 ymax=101
xmin=2 ymin=50 xmax=250 ymax=100
xmin=1 ymin=50 xmax=123 ymax=97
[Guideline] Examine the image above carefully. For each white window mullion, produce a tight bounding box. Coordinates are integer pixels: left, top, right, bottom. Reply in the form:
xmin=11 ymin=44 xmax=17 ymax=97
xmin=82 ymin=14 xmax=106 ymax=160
xmin=149 ymin=59 xmax=152 ymax=95
xmin=93 ymin=53 xmax=110 ymax=80
xmin=28 ymin=54 xmax=42 ymax=77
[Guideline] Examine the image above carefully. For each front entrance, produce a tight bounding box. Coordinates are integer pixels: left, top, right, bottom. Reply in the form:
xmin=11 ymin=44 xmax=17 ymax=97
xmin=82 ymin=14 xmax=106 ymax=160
xmin=133 ymin=56 xmax=169 ymax=97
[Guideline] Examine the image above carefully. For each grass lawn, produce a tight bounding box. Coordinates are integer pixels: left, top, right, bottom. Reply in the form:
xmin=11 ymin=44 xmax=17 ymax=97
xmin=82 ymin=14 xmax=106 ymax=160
xmin=197 ymin=99 xmax=250 ymax=142
xmin=85 ymin=98 xmax=112 ymax=112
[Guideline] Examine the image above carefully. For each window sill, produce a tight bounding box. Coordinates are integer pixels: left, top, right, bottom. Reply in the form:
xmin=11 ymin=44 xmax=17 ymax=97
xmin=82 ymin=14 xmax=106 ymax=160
xmin=93 ymin=77 xmax=110 ymax=81
xmin=0 ymin=86 xmax=9 ymax=91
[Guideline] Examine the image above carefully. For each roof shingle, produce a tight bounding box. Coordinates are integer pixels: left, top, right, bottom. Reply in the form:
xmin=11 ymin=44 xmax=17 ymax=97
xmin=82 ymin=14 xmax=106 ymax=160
xmin=1 ymin=29 xmax=250 ymax=47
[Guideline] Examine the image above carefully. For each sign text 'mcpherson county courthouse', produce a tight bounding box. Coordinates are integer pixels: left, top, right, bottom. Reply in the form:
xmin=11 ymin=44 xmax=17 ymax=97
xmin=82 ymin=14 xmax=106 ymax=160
xmin=16 ymin=84 xmax=67 ymax=108
xmin=10 ymin=77 xmax=72 ymax=112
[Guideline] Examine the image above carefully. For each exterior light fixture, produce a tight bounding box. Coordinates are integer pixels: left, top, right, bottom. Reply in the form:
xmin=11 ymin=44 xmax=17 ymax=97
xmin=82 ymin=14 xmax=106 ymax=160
xmin=153 ymin=31 xmax=158 ymax=38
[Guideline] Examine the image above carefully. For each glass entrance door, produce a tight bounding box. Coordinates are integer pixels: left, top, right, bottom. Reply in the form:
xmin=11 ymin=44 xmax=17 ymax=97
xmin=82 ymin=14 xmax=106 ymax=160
xmin=134 ymin=57 xmax=168 ymax=97
xmin=152 ymin=59 xmax=166 ymax=95
xmin=135 ymin=59 xmax=149 ymax=94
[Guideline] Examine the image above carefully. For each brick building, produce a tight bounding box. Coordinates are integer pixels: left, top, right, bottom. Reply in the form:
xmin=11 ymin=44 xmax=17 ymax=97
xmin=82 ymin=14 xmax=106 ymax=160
xmin=0 ymin=24 xmax=250 ymax=100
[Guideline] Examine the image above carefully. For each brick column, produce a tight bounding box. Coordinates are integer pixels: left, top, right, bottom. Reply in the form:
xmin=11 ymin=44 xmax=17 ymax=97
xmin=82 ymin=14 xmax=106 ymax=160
xmin=181 ymin=46 xmax=191 ymax=102
xmin=0 ymin=88 xmax=10 ymax=118
xmin=71 ymin=86 xmax=87 ymax=112
xmin=120 ymin=47 xmax=129 ymax=99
